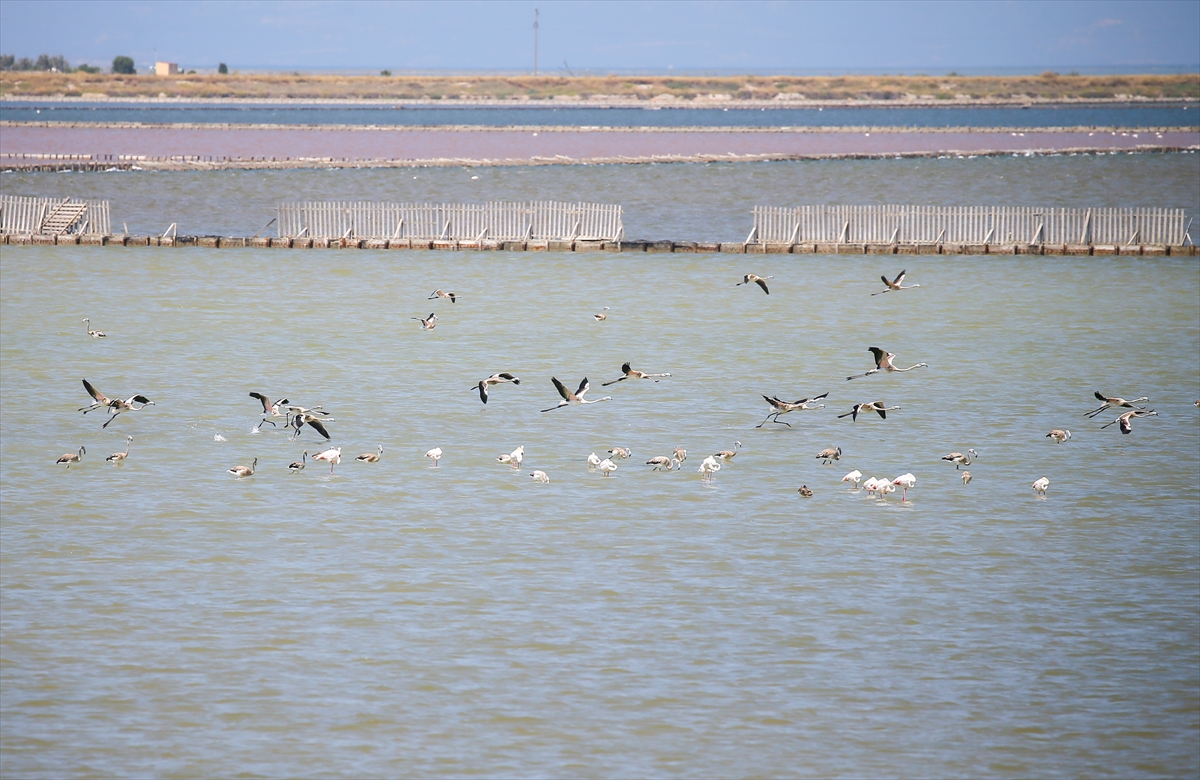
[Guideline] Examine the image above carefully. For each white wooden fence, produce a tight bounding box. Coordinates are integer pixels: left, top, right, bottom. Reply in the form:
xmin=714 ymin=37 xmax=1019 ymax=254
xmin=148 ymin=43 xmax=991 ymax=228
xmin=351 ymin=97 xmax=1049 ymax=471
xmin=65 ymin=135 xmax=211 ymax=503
xmin=0 ymin=195 xmax=112 ymax=236
xmin=751 ymin=205 xmax=1191 ymax=246
xmin=277 ymin=201 xmax=624 ymax=242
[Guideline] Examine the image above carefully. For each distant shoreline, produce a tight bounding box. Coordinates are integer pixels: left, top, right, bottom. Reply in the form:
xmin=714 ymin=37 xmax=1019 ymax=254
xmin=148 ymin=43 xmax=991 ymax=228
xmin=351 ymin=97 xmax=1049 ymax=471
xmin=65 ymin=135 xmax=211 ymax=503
xmin=2 ymin=95 xmax=1197 ymax=110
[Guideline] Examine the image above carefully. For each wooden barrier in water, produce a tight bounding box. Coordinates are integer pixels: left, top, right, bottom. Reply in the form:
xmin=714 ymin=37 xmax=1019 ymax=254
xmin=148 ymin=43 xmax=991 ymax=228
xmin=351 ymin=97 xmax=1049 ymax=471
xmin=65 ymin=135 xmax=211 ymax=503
xmin=750 ymin=205 xmax=1191 ymax=247
xmin=276 ymin=201 xmax=624 ymax=242
xmin=0 ymin=195 xmax=111 ymax=236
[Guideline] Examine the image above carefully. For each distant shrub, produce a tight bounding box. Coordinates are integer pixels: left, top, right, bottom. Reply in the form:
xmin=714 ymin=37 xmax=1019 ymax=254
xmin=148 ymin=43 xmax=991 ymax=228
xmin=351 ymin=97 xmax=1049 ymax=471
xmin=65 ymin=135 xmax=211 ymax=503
xmin=380 ymin=70 xmax=392 ymax=77
xmin=112 ymin=55 xmax=135 ymax=74
xmin=218 ymin=62 xmax=228 ymax=74
xmin=76 ymin=63 xmax=100 ymax=73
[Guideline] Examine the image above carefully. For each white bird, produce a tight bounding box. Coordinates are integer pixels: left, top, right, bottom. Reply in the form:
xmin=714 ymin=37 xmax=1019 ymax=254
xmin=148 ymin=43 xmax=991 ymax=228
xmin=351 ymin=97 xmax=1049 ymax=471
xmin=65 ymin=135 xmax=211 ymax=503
xmin=713 ymin=441 xmax=741 ymax=461
xmin=82 ymin=317 xmax=106 ymax=337
xmin=961 ymin=470 xmax=972 ymax=484
xmin=841 ymin=469 xmax=863 ymax=488
xmin=646 ymin=456 xmax=678 ymax=471
xmin=587 ymin=452 xmax=602 ymax=470
xmin=228 ymin=457 xmax=257 ymax=478
xmin=428 ymin=289 xmax=457 ymax=303
xmin=757 ymin=393 xmax=828 ymax=427
xmin=942 ymin=448 xmax=977 ymax=468
xmin=106 ymin=435 xmax=133 ymax=464
xmin=312 ymin=447 xmax=342 ymax=474
xmin=871 ymin=269 xmax=920 ymax=295
xmin=413 ymin=313 xmax=437 ymax=330
xmin=1045 ymin=429 xmax=1071 ymax=443
xmin=876 ymin=480 xmax=896 ymax=499
xmin=497 ymin=445 xmax=524 ymax=469
xmin=79 ymin=378 xmax=155 ymax=429
xmin=609 ymin=446 xmax=632 ymax=459
xmin=598 ymin=458 xmax=618 ymax=477
xmin=356 ymin=444 xmax=383 ymax=463
xmin=736 ymin=273 xmax=772 ymax=294
xmin=249 ymin=392 xmax=289 ymax=424
xmin=529 ymin=470 xmax=550 ymax=483
xmin=541 ymin=377 xmax=612 ymax=412
xmin=698 ymin=455 xmax=721 ymax=481
xmin=472 ymin=374 xmax=520 ymax=403
xmin=289 ymin=451 xmax=307 ymax=472
xmin=673 ymin=447 xmax=687 ymax=464
xmin=425 ymin=447 xmax=443 ymax=467
xmin=815 ymin=446 xmax=841 ymax=464
xmin=892 ymin=473 xmax=916 ymax=501
xmin=593 ymin=307 xmax=610 ymax=321
xmin=838 ymin=401 xmax=901 ymax=421
xmin=213 ymin=433 xmax=227 ymax=442
xmin=56 ymin=445 xmax=85 ymax=468
xmin=1085 ymin=391 xmax=1149 ymax=418
xmin=1032 ymin=476 xmax=1049 ymax=496
xmin=601 ymin=362 xmax=672 ymax=386
xmin=847 ymin=347 xmax=928 ymax=380
xmin=862 ymin=476 xmax=880 ymax=495
xmin=1101 ymin=409 xmax=1158 ymax=434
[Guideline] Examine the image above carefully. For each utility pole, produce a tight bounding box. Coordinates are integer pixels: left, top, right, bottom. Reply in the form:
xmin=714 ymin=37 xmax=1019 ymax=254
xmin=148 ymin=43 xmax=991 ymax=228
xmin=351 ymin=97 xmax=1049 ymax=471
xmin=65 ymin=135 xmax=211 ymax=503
xmin=533 ymin=8 xmax=539 ymax=76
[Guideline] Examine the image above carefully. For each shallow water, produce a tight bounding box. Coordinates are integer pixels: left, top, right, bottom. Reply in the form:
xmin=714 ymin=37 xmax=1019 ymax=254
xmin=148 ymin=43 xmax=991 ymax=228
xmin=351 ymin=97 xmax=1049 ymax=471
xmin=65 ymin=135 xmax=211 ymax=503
xmin=3 ymin=151 xmax=1198 ymax=241
xmin=3 ymin=102 xmax=1196 ymax=129
xmin=2 ymin=240 xmax=1198 ymax=777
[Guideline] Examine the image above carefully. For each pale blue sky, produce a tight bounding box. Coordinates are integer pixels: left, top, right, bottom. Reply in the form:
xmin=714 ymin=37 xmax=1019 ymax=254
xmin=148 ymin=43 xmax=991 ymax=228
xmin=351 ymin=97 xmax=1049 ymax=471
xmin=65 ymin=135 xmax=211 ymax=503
xmin=1 ymin=0 xmax=1197 ymax=74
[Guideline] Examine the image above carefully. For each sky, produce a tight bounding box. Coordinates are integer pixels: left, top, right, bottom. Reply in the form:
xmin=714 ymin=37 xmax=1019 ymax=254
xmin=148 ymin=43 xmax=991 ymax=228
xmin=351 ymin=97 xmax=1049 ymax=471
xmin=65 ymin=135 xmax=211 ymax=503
xmin=1 ymin=0 xmax=1198 ymax=74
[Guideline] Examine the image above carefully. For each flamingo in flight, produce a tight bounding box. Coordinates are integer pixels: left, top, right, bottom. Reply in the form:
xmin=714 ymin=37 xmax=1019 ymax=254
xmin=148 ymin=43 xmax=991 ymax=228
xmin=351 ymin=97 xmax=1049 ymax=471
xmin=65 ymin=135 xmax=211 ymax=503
xmin=756 ymin=393 xmax=828 ymax=427
xmin=428 ymin=289 xmax=457 ymax=303
xmin=79 ymin=379 xmax=155 ymax=428
xmin=1101 ymin=409 xmax=1158 ymax=434
xmin=601 ymin=362 xmax=671 ymax=386
xmin=473 ymin=373 xmax=521 ymax=404
xmin=736 ymin=274 xmax=772 ymax=294
xmin=1085 ymin=391 xmax=1149 ymax=418
xmin=847 ymin=347 xmax=928 ymax=380
xmin=838 ymin=401 xmax=900 ymax=421
xmin=541 ymin=377 xmax=612 ymax=412
xmin=872 ymin=270 xmax=920 ymax=295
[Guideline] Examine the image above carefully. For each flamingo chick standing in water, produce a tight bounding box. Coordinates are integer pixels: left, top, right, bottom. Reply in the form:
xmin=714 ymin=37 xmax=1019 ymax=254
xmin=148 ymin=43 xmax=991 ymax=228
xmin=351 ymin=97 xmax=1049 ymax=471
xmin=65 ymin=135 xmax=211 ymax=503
xmin=1032 ymin=477 xmax=1049 ymax=496
xmin=529 ymin=470 xmax=550 ymax=483
xmin=82 ymin=318 xmax=106 ymax=338
xmin=56 ymin=446 xmax=85 ymax=468
xmin=312 ymin=447 xmax=342 ymax=474
xmin=496 ymin=446 xmax=524 ymax=469
xmin=106 ymin=436 xmax=133 ymax=464
xmin=228 ymin=457 xmax=257 ymax=478
xmin=289 ymin=451 xmax=308 ymax=472
xmin=942 ymin=448 xmax=977 ymax=468
xmin=961 ymin=471 xmax=972 ymax=485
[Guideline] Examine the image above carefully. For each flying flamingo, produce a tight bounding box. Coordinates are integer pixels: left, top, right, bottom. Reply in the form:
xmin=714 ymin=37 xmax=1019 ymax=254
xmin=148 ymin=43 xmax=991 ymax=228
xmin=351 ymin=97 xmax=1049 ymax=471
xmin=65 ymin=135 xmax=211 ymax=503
xmin=872 ymin=269 xmax=920 ymax=295
xmin=1046 ymin=429 xmax=1071 ymax=443
xmin=601 ymin=362 xmax=672 ymax=386
xmin=541 ymin=377 xmax=612 ymax=412
xmin=1085 ymin=391 xmax=1149 ymax=418
xmin=736 ymin=274 xmax=772 ymax=294
xmin=847 ymin=347 xmax=928 ymax=380
xmin=756 ymin=393 xmax=828 ymax=427
xmin=79 ymin=379 xmax=155 ymax=429
xmin=838 ymin=401 xmax=900 ymax=421
xmin=1101 ymin=409 xmax=1158 ymax=434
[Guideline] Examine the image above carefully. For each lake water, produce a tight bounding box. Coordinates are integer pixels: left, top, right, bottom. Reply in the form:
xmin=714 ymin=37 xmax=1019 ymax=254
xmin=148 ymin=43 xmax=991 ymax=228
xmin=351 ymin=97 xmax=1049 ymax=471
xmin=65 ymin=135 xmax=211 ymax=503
xmin=2 ymin=148 xmax=1199 ymax=778
xmin=2 ymin=102 xmax=1196 ymax=129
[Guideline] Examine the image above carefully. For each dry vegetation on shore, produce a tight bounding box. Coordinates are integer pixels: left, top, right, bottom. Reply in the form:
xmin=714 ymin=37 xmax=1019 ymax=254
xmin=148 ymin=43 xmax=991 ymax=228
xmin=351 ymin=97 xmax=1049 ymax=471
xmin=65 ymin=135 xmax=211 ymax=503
xmin=1 ymin=71 xmax=1197 ymax=103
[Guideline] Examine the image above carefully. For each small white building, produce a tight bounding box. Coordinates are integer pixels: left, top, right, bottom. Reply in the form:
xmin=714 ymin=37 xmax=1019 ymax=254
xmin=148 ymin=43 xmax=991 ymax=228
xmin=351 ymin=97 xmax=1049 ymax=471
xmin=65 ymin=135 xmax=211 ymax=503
xmin=155 ymin=62 xmax=180 ymax=76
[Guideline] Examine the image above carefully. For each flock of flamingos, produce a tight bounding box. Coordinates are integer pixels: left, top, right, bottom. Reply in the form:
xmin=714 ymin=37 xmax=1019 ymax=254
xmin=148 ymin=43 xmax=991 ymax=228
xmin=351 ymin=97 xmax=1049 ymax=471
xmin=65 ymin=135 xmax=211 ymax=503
xmin=58 ymin=270 xmax=1184 ymax=504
